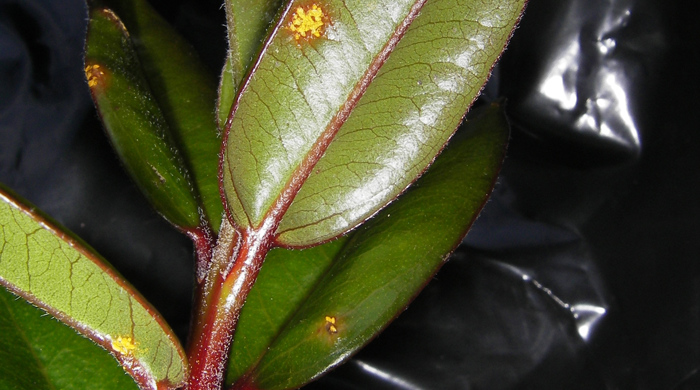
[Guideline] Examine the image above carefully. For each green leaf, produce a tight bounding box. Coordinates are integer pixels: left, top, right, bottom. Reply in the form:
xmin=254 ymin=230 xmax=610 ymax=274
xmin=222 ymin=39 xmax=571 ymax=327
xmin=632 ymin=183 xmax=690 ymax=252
xmin=225 ymin=237 xmax=349 ymax=384
xmin=85 ymin=0 xmax=223 ymax=231
xmin=227 ymin=103 xmax=509 ymax=390
xmin=99 ymin=0 xmax=224 ymax=232
xmin=221 ymin=0 xmax=525 ymax=247
xmin=218 ymin=0 xmax=286 ymax=128
xmin=0 ymin=286 xmax=139 ymax=390
xmin=0 ymin=186 xmax=188 ymax=390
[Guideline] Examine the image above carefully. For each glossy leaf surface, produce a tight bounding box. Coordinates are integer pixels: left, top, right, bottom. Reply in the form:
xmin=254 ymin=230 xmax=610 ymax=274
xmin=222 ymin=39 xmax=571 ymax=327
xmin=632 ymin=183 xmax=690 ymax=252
xmin=0 ymin=186 xmax=187 ymax=390
xmin=222 ymin=0 xmax=525 ymax=247
xmin=0 ymin=286 xmax=139 ymax=390
xmin=85 ymin=1 xmax=222 ymax=231
xmin=218 ymin=0 xmax=285 ymax=128
xmin=225 ymin=237 xmax=348 ymax=384
xmin=227 ymin=103 xmax=509 ymax=390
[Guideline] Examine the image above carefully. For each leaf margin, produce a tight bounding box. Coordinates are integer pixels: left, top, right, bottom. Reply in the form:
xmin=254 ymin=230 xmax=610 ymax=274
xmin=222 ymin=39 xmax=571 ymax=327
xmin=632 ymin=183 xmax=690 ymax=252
xmin=0 ymin=184 xmax=188 ymax=390
xmin=227 ymin=102 xmax=511 ymax=390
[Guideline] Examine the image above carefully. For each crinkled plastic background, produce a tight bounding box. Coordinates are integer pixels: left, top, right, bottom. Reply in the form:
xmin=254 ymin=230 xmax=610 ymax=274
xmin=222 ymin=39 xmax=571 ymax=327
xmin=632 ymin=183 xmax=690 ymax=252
xmin=1 ymin=0 xmax=698 ymax=388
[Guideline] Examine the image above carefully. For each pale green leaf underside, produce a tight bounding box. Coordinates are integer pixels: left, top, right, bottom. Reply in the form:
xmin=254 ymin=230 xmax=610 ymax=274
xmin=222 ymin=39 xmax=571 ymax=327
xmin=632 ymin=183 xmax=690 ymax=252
xmin=0 ymin=188 xmax=187 ymax=389
xmin=0 ymin=286 xmax=139 ymax=390
xmin=222 ymin=0 xmax=525 ymax=247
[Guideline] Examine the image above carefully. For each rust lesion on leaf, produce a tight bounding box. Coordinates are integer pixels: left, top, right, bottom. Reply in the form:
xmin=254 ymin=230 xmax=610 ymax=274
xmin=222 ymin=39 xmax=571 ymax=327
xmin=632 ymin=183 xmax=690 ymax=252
xmin=324 ymin=315 xmax=338 ymax=334
xmin=287 ymin=3 xmax=328 ymax=42
xmin=111 ymin=335 xmax=138 ymax=356
xmin=85 ymin=63 xmax=108 ymax=89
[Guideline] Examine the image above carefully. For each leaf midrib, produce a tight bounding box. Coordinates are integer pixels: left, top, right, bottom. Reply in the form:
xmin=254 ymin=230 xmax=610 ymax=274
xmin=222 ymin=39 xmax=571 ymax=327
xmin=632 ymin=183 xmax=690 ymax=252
xmin=229 ymin=237 xmax=352 ymax=386
xmin=224 ymin=0 xmax=429 ymax=245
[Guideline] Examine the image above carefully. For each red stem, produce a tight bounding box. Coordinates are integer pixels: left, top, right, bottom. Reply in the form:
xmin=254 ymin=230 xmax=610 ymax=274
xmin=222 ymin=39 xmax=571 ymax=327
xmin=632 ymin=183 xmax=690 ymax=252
xmin=186 ymin=219 xmax=274 ymax=390
xmin=184 ymin=225 xmax=215 ymax=284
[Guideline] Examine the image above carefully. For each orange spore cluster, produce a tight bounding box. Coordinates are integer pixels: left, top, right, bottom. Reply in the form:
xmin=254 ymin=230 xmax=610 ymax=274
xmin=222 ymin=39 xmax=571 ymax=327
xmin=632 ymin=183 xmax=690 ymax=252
xmin=288 ymin=3 xmax=326 ymax=41
xmin=85 ymin=63 xmax=106 ymax=88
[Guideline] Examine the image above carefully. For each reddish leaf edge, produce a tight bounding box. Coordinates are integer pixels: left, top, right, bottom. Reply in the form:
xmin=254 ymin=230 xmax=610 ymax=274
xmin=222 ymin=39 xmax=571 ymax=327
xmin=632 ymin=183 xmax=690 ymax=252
xmin=218 ymin=0 xmax=528 ymax=250
xmin=217 ymin=0 xmax=430 ymax=242
xmin=84 ymin=5 xmax=217 ymax=270
xmin=196 ymin=0 xmax=528 ymax=387
xmin=229 ymin=101 xmax=511 ymax=390
xmin=0 ymin=184 xmax=188 ymax=390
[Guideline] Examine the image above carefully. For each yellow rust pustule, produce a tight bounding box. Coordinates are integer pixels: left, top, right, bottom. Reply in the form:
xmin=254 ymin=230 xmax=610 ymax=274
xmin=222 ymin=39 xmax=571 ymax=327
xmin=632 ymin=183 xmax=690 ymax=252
xmin=288 ymin=3 xmax=327 ymax=41
xmin=85 ymin=63 xmax=105 ymax=88
xmin=325 ymin=315 xmax=338 ymax=334
xmin=111 ymin=335 xmax=138 ymax=356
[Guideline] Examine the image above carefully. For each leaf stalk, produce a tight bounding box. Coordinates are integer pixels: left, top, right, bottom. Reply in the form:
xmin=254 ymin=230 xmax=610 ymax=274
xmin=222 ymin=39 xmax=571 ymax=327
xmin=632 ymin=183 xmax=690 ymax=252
xmin=186 ymin=218 xmax=274 ymax=390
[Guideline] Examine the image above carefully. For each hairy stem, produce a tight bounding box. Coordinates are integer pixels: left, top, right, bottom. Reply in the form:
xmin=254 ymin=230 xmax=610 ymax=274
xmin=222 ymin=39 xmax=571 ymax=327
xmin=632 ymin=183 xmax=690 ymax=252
xmin=184 ymin=224 xmax=216 ymax=285
xmin=186 ymin=218 xmax=274 ymax=390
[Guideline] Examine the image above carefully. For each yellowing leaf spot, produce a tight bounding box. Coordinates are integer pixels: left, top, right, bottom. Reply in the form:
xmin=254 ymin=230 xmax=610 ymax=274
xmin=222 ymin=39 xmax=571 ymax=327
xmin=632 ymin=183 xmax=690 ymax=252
xmin=325 ymin=315 xmax=338 ymax=334
xmin=85 ymin=64 xmax=105 ymax=88
xmin=288 ymin=3 xmax=326 ymax=41
xmin=112 ymin=336 xmax=138 ymax=356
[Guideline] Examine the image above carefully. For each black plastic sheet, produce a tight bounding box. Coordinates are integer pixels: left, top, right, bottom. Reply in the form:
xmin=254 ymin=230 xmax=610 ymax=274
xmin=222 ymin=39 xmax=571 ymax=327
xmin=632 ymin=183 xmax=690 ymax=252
xmin=1 ymin=0 xmax=698 ymax=388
